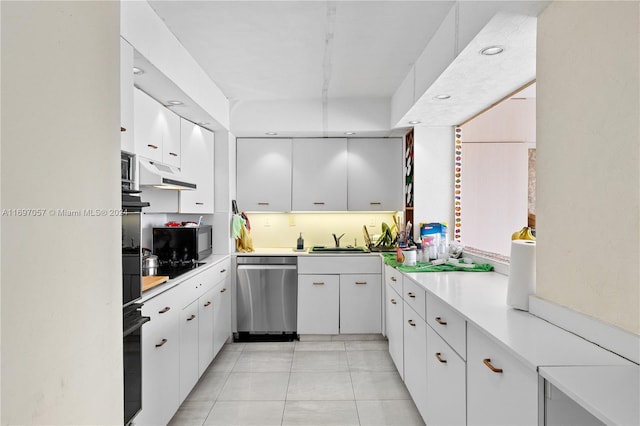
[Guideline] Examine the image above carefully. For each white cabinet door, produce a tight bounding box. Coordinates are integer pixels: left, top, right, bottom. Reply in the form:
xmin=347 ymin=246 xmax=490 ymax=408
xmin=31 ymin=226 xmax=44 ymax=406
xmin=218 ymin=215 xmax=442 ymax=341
xmin=403 ymin=302 xmax=428 ymax=422
xmin=120 ymin=38 xmax=134 ymax=153
xmin=198 ymin=287 xmax=215 ymax=377
xmin=179 ymin=119 xmax=214 ymax=213
xmin=339 ymin=273 xmax=381 ymax=334
xmin=161 ymin=107 xmax=181 ymax=168
xmin=297 ymin=274 xmax=339 ymax=334
xmin=385 ymin=282 xmax=404 ymax=379
xmin=212 ymin=277 xmax=231 ymax=356
xmin=179 ymin=299 xmax=199 ymax=404
xmin=137 ymin=292 xmax=180 ymax=426
xmin=292 ymin=138 xmax=347 ymax=211
xmin=236 ymin=138 xmax=292 ymax=211
xmin=467 ymin=324 xmax=538 ymax=426
xmin=347 ymin=138 xmax=403 ymax=211
xmin=134 ymin=88 xmax=163 ymax=162
xmin=426 ymin=324 xmax=466 ymax=426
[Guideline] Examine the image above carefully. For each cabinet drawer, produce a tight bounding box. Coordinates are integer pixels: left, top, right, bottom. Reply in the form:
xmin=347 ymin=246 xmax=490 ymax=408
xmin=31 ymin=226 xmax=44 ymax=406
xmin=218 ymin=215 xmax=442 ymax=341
xmin=298 ymin=255 xmax=381 ymax=274
xmin=426 ymin=295 xmax=466 ymax=359
xmin=212 ymin=258 xmax=230 ymax=283
xmin=467 ymin=324 xmax=539 ymax=426
xmin=426 ymin=324 xmax=466 ymax=426
xmin=384 ymin=264 xmax=403 ymax=295
xmin=402 ymin=277 xmax=426 ymax=321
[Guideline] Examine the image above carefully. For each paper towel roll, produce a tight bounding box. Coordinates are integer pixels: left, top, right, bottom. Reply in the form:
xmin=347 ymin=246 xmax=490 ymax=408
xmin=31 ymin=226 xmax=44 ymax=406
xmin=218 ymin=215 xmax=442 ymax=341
xmin=507 ymin=240 xmax=536 ymax=311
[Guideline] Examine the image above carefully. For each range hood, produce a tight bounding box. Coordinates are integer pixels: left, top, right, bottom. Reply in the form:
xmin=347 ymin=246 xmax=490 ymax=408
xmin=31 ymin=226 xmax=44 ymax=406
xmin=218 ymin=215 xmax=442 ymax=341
xmin=139 ymin=159 xmax=196 ymax=190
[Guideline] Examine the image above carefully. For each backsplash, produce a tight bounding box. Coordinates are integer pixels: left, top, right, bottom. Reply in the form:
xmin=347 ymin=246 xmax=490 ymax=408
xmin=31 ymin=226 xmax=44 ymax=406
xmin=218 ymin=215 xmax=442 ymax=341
xmin=244 ymin=212 xmax=399 ymax=249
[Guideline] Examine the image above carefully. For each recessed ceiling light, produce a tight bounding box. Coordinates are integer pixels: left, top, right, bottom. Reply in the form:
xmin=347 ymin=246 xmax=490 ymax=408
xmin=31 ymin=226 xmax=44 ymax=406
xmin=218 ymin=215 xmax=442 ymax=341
xmin=197 ymin=121 xmax=211 ymax=126
xmin=166 ymin=100 xmax=183 ymax=106
xmin=265 ymin=132 xmax=278 ymax=136
xmin=434 ymin=94 xmax=451 ymax=100
xmin=344 ymin=131 xmax=356 ymax=135
xmin=480 ymin=46 xmax=504 ymax=56
xmin=408 ymin=120 xmax=421 ymax=125
xmin=132 ymin=67 xmax=145 ymax=75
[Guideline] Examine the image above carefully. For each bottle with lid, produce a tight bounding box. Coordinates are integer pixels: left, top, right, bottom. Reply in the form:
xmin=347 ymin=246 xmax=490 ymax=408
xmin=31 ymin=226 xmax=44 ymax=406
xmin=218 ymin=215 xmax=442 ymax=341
xmin=297 ymin=233 xmax=304 ymax=250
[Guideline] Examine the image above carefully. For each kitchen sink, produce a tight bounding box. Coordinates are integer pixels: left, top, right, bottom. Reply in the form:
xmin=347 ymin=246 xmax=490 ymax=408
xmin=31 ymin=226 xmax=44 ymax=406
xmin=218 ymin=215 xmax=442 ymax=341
xmin=309 ymin=246 xmax=370 ymax=254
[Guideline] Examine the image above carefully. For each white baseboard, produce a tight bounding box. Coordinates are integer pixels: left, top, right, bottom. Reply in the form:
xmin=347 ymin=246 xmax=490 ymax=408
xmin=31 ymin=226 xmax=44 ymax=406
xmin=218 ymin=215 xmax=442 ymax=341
xmin=529 ymin=296 xmax=640 ymax=364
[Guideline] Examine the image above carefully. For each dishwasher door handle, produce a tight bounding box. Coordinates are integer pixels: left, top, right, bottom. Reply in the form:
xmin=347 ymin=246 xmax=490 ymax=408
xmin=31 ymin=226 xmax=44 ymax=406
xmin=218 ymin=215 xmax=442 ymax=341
xmin=237 ymin=265 xmax=297 ymax=270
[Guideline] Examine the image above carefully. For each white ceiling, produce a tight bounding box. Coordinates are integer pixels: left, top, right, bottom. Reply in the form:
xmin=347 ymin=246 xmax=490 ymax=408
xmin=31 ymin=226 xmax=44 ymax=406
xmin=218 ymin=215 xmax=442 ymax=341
xmin=139 ymin=1 xmax=547 ymax=135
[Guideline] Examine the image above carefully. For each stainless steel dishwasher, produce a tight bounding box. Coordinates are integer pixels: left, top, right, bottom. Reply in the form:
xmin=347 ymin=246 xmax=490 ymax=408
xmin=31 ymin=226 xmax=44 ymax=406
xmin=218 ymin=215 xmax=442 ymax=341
xmin=236 ymin=256 xmax=298 ymax=341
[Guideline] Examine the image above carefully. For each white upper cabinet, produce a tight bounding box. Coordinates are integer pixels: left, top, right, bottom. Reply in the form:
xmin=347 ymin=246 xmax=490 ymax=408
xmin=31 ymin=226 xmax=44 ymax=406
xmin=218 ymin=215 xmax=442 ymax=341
xmin=161 ymin=108 xmax=181 ymax=168
xmin=236 ymin=138 xmax=292 ymax=212
xmin=179 ymin=119 xmax=214 ymax=214
xmin=120 ymin=38 xmax=135 ymax=153
xmin=134 ymin=88 xmax=181 ymax=167
xmin=347 ymin=138 xmax=403 ymax=211
xmin=292 ymin=138 xmax=347 ymax=211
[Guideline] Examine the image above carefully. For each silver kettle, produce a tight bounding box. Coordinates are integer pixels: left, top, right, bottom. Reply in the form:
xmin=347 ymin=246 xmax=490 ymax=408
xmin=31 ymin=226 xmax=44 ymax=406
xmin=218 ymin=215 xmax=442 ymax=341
xmin=142 ymin=248 xmax=159 ymax=276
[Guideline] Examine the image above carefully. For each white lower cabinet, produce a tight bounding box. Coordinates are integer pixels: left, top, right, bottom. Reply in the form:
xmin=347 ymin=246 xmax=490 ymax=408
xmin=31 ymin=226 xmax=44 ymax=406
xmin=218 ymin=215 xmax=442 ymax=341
xmin=385 ymin=282 xmax=404 ymax=379
xmin=467 ymin=324 xmax=538 ymax=426
xmin=426 ymin=324 xmax=466 ymax=426
xmin=198 ymin=287 xmax=215 ymax=377
xmin=297 ymin=255 xmax=382 ymax=335
xmin=403 ymin=301 xmax=428 ymax=421
xmin=179 ymin=299 xmax=199 ymax=403
xmin=339 ymin=273 xmax=381 ymax=333
xmin=135 ymin=258 xmax=231 ymax=425
xmin=297 ymin=274 xmax=340 ymax=334
xmin=212 ymin=275 xmax=231 ymax=356
xmin=137 ymin=288 xmax=181 ymax=426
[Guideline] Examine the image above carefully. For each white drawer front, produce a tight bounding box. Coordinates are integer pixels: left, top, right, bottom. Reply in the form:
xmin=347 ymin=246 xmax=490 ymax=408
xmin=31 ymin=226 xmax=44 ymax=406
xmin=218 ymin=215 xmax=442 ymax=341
xmin=403 ymin=277 xmax=426 ymax=321
xmin=426 ymin=295 xmax=466 ymax=360
xmin=384 ymin=264 xmax=403 ymax=295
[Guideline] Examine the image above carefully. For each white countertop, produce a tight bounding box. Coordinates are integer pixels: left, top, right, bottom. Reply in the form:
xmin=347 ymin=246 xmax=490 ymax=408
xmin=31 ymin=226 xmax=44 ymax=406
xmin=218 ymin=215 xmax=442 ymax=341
xmin=539 ymin=365 xmax=640 ymax=426
xmin=139 ymin=254 xmax=229 ymax=302
xmin=234 ymin=247 xmax=382 ymax=257
xmin=404 ymin=271 xmax=633 ymax=371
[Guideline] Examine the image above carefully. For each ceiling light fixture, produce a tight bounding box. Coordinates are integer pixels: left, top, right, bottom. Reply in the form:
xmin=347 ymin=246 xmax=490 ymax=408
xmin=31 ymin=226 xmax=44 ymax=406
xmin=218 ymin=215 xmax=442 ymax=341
xmin=408 ymin=120 xmax=421 ymax=125
xmin=434 ymin=94 xmax=451 ymax=100
xmin=132 ymin=67 xmax=145 ymax=75
xmin=344 ymin=131 xmax=356 ymax=135
xmin=198 ymin=121 xmax=211 ymax=126
xmin=480 ymin=46 xmax=504 ymax=56
xmin=265 ymin=132 xmax=278 ymax=136
xmin=166 ymin=100 xmax=183 ymax=106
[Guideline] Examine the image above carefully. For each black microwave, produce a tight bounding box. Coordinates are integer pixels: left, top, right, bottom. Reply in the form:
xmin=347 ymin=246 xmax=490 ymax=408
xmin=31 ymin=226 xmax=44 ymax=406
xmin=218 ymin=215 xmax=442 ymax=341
xmin=152 ymin=225 xmax=213 ymax=261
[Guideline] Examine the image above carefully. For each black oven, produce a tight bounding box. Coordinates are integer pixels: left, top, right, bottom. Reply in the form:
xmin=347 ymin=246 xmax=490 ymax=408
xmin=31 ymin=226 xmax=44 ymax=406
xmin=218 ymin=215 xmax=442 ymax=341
xmin=122 ymin=192 xmax=149 ymax=306
xmin=123 ymin=303 xmax=149 ymax=425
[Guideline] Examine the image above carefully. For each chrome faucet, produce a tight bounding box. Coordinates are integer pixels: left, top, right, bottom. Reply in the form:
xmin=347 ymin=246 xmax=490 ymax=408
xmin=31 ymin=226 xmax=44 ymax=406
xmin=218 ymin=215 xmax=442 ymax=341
xmin=332 ymin=233 xmax=345 ymax=247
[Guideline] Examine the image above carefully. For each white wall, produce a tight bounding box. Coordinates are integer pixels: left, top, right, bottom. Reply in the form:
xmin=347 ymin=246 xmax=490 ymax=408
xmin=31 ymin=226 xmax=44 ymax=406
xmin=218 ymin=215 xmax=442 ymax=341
xmin=460 ymin=142 xmax=529 ymax=256
xmin=536 ymin=1 xmax=639 ymax=334
xmin=1 ymin=2 xmax=122 ymax=423
xmin=412 ymin=126 xmax=455 ymax=241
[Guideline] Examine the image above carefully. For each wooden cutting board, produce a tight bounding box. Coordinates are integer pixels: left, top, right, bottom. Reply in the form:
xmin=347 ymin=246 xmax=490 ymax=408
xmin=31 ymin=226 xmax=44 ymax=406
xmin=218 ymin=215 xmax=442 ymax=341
xmin=142 ymin=275 xmax=169 ymax=292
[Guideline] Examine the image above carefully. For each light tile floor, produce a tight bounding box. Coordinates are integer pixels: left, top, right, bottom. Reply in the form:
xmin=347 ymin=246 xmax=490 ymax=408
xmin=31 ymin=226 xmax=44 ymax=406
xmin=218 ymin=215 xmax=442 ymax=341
xmin=169 ymin=334 xmax=425 ymax=426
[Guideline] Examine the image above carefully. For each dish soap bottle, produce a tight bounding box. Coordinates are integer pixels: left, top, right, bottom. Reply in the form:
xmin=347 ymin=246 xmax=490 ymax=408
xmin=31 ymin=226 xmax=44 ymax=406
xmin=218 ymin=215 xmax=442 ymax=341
xmin=296 ymin=233 xmax=304 ymax=250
